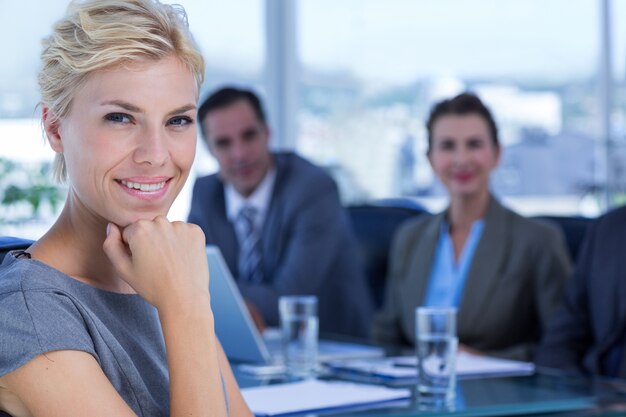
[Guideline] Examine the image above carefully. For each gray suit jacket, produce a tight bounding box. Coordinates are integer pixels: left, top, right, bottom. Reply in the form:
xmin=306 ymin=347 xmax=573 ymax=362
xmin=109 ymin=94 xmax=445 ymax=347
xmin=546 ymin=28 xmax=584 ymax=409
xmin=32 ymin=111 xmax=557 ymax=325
xmin=188 ymin=152 xmax=373 ymax=338
xmin=371 ymin=197 xmax=572 ymax=360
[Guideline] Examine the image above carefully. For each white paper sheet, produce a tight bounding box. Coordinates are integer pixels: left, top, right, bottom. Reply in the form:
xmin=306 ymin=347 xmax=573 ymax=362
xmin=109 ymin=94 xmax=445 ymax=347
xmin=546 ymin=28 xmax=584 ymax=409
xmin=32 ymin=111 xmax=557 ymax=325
xmin=241 ymin=379 xmax=411 ymax=416
xmin=327 ymin=352 xmax=535 ymax=381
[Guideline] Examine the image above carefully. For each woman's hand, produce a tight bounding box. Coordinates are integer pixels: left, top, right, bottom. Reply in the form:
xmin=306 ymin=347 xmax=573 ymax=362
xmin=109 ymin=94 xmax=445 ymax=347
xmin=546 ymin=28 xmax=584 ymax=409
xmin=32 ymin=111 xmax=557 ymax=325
xmin=103 ymin=216 xmax=209 ymax=309
xmin=104 ymin=216 xmax=232 ymax=416
xmin=458 ymin=343 xmax=485 ymax=356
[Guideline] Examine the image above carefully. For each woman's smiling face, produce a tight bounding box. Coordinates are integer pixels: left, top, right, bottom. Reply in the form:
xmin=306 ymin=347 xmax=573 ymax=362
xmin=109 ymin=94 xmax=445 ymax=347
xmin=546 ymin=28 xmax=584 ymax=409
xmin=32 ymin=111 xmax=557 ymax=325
xmin=45 ymin=55 xmax=198 ymax=227
xmin=428 ymin=113 xmax=500 ymax=201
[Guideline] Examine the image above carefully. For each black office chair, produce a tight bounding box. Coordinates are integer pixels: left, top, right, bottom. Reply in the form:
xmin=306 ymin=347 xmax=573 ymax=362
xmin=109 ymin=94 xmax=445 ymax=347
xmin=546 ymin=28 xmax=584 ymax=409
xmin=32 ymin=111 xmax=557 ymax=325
xmin=346 ymin=203 xmax=429 ymax=309
xmin=0 ymin=236 xmax=34 ymax=263
xmin=532 ymin=216 xmax=594 ymax=263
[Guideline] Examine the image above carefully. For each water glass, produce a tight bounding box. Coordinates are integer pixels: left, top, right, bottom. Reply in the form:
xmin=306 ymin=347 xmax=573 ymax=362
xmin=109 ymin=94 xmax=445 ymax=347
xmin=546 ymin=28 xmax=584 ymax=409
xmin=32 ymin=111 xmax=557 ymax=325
xmin=415 ymin=307 xmax=458 ymax=406
xmin=279 ymin=295 xmax=318 ymax=377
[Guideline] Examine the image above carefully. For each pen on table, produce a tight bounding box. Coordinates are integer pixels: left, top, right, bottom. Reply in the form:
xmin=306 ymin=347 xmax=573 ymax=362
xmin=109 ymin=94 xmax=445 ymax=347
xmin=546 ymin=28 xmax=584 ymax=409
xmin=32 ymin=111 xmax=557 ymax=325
xmin=391 ymin=360 xmax=417 ymax=368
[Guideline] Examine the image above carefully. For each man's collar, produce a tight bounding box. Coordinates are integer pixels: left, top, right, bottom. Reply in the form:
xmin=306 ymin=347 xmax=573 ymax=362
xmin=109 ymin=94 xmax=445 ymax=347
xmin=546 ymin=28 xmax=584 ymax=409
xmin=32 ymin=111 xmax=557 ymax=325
xmin=225 ymin=167 xmax=277 ymax=222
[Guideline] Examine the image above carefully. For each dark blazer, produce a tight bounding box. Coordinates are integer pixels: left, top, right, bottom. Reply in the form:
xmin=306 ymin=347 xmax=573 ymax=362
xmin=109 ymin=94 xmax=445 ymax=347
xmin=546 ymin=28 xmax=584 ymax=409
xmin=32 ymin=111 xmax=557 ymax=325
xmin=536 ymin=206 xmax=626 ymax=377
xmin=371 ymin=197 xmax=572 ymax=360
xmin=188 ymin=152 xmax=373 ymax=338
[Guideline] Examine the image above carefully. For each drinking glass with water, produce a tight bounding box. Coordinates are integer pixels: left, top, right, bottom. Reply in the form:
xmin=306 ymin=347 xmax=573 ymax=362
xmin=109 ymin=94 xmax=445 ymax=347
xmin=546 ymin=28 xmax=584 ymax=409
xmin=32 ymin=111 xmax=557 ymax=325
xmin=279 ymin=295 xmax=318 ymax=377
xmin=415 ymin=307 xmax=458 ymax=406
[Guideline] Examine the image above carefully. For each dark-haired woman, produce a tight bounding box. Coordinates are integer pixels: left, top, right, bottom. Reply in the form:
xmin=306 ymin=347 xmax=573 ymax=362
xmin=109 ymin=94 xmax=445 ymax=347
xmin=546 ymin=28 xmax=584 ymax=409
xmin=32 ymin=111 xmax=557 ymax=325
xmin=372 ymin=93 xmax=571 ymax=361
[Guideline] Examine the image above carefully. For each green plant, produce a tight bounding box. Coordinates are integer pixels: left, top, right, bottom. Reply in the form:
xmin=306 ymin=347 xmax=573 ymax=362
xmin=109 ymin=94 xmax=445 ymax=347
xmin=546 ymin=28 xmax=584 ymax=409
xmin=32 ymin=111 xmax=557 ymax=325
xmin=0 ymin=157 xmax=64 ymax=224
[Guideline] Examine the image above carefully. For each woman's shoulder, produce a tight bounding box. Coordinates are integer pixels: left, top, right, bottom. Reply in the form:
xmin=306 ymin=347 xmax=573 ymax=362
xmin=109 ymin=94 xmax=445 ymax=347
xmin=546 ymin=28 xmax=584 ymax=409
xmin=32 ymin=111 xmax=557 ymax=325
xmin=0 ymin=251 xmax=74 ymax=295
xmin=400 ymin=211 xmax=436 ymax=231
xmin=393 ymin=212 xmax=438 ymax=249
xmin=0 ymin=253 xmax=98 ymax=378
xmin=508 ymin=208 xmax=562 ymax=237
xmin=0 ymin=251 xmax=48 ymax=292
xmin=495 ymin=204 xmax=566 ymax=249
xmin=0 ymin=251 xmax=96 ymax=324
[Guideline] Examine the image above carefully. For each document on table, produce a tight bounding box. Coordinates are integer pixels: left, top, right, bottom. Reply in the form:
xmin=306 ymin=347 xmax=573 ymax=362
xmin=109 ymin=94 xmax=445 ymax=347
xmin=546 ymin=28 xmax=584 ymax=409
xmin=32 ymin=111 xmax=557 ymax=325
xmin=241 ymin=379 xmax=411 ymax=417
xmin=326 ymin=351 xmax=535 ymax=383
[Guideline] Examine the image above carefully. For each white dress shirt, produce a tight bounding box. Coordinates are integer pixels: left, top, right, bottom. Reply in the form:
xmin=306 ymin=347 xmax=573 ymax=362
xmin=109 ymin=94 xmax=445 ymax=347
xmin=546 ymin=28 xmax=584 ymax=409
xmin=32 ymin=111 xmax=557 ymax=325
xmin=225 ymin=167 xmax=277 ymax=234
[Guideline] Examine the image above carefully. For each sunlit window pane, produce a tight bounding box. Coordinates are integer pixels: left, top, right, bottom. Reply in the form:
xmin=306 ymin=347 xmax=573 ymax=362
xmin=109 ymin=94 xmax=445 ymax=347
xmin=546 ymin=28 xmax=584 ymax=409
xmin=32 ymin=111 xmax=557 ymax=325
xmin=0 ymin=1 xmax=264 ymax=238
xmin=296 ymin=0 xmax=603 ymax=215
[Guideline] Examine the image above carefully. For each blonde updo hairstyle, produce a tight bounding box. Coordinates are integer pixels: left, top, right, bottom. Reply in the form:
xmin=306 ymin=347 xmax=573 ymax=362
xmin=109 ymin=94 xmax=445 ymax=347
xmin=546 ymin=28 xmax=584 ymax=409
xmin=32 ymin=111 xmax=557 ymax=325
xmin=39 ymin=0 xmax=205 ymax=182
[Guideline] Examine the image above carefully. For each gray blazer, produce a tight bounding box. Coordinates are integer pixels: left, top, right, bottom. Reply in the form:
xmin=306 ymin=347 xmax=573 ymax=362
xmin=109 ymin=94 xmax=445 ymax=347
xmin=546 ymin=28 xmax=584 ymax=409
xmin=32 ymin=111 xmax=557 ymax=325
xmin=371 ymin=197 xmax=572 ymax=360
xmin=188 ymin=152 xmax=373 ymax=338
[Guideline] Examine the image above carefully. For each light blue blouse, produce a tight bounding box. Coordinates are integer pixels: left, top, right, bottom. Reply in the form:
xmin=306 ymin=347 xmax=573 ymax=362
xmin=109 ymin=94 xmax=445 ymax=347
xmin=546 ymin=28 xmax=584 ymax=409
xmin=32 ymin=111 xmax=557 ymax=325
xmin=423 ymin=219 xmax=485 ymax=308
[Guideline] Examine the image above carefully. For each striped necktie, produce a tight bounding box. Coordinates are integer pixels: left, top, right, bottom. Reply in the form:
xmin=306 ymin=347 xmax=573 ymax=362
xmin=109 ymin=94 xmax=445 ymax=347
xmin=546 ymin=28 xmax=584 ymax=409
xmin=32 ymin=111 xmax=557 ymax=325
xmin=236 ymin=205 xmax=263 ymax=283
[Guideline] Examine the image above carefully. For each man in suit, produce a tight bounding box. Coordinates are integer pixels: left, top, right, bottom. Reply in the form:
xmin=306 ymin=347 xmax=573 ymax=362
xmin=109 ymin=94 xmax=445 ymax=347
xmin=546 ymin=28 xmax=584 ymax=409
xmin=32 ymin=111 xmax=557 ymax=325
xmin=188 ymin=87 xmax=373 ymax=338
xmin=536 ymin=206 xmax=626 ymax=378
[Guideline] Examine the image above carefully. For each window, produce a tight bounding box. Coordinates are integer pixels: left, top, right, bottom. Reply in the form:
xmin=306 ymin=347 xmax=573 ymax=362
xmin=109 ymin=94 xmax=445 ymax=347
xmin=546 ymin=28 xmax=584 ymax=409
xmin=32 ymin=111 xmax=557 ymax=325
xmin=609 ymin=0 xmax=626 ymax=205
xmin=168 ymin=0 xmax=265 ymax=220
xmin=1 ymin=1 xmax=624 ymax=238
xmin=0 ymin=0 xmax=264 ymax=238
xmin=0 ymin=0 xmax=67 ymax=238
xmin=296 ymin=0 xmax=606 ymax=215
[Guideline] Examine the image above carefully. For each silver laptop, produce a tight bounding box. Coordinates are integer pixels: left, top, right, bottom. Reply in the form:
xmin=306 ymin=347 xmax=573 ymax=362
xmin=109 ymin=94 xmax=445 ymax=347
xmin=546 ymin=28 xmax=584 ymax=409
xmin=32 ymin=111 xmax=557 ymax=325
xmin=206 ymin=245 xmax=384 ymax=365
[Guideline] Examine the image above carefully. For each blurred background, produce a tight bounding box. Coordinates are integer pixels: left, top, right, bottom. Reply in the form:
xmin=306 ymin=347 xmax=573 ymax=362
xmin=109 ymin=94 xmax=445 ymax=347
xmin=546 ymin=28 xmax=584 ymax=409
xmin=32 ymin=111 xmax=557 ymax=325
xmin=1 ymin=0 xmax=625 ymax=238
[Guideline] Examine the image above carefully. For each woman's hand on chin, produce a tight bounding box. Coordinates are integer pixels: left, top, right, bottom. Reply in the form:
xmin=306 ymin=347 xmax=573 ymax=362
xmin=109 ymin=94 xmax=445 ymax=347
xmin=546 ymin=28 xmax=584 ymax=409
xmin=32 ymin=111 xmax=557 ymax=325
xmin=102 ymin=217 xmax=209 ymax=309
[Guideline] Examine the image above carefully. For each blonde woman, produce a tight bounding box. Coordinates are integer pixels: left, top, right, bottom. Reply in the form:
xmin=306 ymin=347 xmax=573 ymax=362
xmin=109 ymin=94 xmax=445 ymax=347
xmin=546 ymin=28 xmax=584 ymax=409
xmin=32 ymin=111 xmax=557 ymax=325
xmin=0 ymin=1 xmax=251 ymax=416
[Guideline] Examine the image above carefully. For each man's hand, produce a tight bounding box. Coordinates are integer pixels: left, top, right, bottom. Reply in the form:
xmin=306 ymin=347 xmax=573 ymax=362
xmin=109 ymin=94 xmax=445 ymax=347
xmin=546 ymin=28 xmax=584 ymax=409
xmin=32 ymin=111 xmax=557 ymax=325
xmin=459 ymin=343 xmax=485 ymax=356
xmin=245 ymin=300 xmax=267 ymax=332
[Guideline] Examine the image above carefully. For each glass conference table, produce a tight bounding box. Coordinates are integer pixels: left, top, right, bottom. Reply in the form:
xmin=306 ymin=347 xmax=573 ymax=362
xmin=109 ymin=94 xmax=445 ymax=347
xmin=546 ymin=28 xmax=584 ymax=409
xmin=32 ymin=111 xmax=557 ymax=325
xmin=234 ymin=366 xmax=626 ymax=417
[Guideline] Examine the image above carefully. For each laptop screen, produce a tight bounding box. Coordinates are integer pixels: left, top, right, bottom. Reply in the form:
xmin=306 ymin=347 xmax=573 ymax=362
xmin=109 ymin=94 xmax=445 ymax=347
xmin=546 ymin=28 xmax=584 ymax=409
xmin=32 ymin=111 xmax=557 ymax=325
xmin=206 ymin=245 xmax=272 ymax=364
xmin=206 ymin=246 xmax=385 ymax=366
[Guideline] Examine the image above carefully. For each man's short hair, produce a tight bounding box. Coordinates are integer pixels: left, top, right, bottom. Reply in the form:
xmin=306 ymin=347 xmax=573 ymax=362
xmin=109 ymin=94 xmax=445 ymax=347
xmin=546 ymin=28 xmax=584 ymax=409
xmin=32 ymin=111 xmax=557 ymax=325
xmin=197 ymin=86 xmax=267 ymax=140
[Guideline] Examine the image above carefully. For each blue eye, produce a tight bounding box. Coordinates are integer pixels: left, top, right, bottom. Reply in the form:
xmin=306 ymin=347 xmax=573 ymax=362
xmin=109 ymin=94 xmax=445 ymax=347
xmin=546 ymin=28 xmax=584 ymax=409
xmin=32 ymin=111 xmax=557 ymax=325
xmin=169 ymin=116 xmax=193 ymax=126
xmin=105 ymin=113 xmax=132 ymax=123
